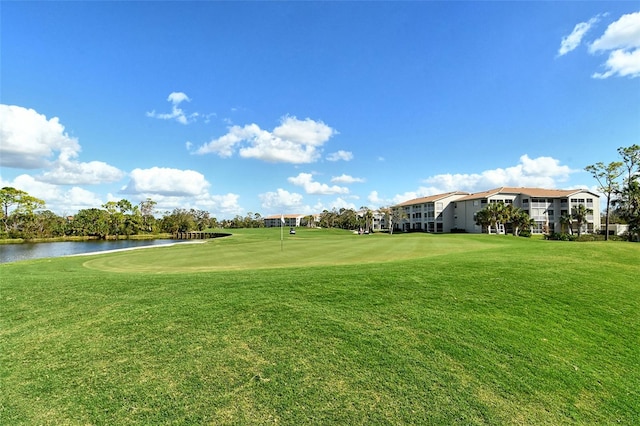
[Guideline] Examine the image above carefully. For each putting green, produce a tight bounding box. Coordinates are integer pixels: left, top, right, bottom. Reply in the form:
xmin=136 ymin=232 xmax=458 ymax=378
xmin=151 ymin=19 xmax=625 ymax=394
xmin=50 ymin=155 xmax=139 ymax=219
xmin=82 ymin=229 xmax=506 ymax=273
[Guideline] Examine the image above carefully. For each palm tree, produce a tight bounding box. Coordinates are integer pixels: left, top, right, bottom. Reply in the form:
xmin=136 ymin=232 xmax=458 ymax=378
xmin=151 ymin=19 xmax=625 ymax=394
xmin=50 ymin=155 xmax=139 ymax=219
xmin=304 ymin=214 xmax=316 ymax=228
xmin=510 ymin=209 xmax=534 ymax=236
xmin=359 ymin=207 xmax=374 ymax=233
xmin=476 ymin=202 xmax=507 ymax=234
xmin=559 ymin=213 xmax=573 ymax=235
xmin=571 ymin=204 xmax=593 ymax=237
xmin=475 ymin=208 xmax=493 ymax=233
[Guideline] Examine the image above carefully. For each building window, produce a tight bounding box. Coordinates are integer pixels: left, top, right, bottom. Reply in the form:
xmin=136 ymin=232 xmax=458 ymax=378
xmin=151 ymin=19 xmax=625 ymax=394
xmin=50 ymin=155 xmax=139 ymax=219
xmin=481 ymin=199 xmax=488 ymax=204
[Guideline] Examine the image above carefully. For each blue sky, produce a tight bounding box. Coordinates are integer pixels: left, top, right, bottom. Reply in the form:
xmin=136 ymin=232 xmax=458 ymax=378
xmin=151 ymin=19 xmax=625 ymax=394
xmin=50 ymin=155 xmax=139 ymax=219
xmin=2 ymin=1 xmax=639 ymax=218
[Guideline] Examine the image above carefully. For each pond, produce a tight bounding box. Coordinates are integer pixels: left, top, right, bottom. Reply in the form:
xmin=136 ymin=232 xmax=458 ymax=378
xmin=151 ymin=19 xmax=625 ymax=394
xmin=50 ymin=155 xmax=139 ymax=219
xmin=0 ymin=239 xmax=187 ymax=264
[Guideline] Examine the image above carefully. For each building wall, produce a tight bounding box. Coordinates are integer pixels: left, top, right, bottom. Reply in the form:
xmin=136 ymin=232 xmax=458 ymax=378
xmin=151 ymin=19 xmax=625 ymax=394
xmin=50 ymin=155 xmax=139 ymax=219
xmin=454 ymin=189 xmax=601 ymax=234
xmin=399 ymin=193 xmax=467 ymax=233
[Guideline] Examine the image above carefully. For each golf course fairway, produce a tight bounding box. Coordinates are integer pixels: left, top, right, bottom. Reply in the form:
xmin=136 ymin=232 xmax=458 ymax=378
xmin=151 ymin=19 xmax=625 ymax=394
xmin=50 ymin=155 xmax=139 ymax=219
xmin=1 ymin=228 xmax=639 ymax=424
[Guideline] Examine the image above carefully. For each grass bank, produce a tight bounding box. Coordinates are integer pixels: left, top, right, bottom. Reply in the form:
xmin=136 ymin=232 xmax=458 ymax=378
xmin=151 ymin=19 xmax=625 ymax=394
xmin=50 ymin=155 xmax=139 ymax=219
xmin=1 ymin=229 xmax=639 ymax=424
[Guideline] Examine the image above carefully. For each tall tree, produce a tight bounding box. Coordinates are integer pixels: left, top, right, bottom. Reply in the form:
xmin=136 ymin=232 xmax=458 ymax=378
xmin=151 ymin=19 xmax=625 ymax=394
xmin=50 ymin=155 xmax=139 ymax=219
xmin=0 ymin=187 xmax=45 ymax=236
xmin=139 ymin=198 xmax=157 ymax=232
xmin=615 ymin=144 xmax=640 ymax=241
xmin=585 ymin=161 xmax=623 ymax=240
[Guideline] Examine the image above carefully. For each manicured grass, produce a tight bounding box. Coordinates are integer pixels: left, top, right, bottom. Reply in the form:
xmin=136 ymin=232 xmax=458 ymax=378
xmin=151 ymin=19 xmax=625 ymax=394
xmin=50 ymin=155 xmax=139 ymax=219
xmin=1 ymin=229 xmax=639 ymax=424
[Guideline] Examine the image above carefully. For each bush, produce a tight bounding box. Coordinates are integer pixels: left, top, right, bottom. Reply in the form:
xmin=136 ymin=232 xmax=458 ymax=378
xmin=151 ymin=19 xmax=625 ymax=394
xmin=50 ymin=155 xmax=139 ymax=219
xmin=545 ymin=232 xmax=576 ymax=241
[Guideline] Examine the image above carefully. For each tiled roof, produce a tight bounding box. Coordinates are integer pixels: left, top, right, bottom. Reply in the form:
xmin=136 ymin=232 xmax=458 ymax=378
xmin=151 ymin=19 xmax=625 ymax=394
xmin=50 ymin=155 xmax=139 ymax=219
xmin=455 ymin=187 xmax=596 ymax=201
xmin=395 ymin=191 xmax=469 ymax=207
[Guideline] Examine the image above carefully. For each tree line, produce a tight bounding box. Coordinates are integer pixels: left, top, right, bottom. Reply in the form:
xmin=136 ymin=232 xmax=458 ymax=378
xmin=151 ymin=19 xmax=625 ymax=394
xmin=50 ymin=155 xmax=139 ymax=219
xmin=0 ymin=190 xmax=266 ymax=240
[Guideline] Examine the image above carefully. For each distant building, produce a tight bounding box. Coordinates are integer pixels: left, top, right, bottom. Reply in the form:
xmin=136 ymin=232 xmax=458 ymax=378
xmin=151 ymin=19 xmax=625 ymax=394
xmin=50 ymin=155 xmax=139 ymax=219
xmin=263 ymin=214 xmax=314 ymax=228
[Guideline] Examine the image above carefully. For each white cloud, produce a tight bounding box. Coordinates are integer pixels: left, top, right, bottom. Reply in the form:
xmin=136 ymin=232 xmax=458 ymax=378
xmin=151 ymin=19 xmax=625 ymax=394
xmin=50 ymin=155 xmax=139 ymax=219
xmin=589 ymin=12 xmax=640 ymax=79
xmin=148 ymin=192 xmax=242 ymax=217
xmin=592 ymin=44 xmax=640 ymax=79
xmin=1 ymin=174 xmax=104 ymax=214
xmin=421 ymin=154 xmax=574 ymax=194
xmin=193 ymin=116 xmax=337 ymax=164
xmin=167 ymin=92 xmax=190 ymax=105
xmin=273 ymin=116 xmax=337 ymax=146
xmin=589 ymin=11 xmax=640 ymax=78
xmin=39 ymin=156 xmax=124 ymax=185
xmin=558 ymin=12 xmax=640 ymax=78
xmin=0 ymin=104 xmax=80 ymax=169
xmin=367 ymin=190 xmax=384 ymax=206
xmin=407 ymin=154 xmax=575 ymax=199
xmin=326 ymin=150 xmax=353 ymax=161
xmin=288 ymin=172 xmax=349 ymax=195
xmin=590 ymin=11 xmax=640 ymax=53
xmin=558 ymin=16 xmax=600 ymax=56
xmin=146 ymin=92 xmax=197 ymax=124
xmin=121 ymin=167 xmax=210 ymax=196
xmin=326 ymin=197 xmax=357 ymax=211
xmin=0 ymin=104 xmax=125 ymax=185
xmin=259 ymin=188 xmax=305 ymax=211
xmin=331 ymin=174 xmax=365 ymax=184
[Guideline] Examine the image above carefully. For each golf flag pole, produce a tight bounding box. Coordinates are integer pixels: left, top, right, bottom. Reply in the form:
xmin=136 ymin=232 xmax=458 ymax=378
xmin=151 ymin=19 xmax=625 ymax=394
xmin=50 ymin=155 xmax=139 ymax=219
xmin=280 ymin=213 xmax=285 ymax=251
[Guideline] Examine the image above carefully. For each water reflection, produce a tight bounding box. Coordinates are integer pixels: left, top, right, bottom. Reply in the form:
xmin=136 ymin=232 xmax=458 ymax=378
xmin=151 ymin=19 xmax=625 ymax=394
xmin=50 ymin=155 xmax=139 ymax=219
xmin=0 ymin=239 xmax=183 ymax=264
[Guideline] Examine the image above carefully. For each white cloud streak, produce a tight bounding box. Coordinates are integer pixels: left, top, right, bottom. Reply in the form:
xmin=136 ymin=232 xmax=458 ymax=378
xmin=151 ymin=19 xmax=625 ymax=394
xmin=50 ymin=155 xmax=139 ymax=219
xmin=326 ymin=150 xmax=353 ymax=161
xmin=558 ymin=16 xmax=600 ymax=56
xmin=146 ymin=92 xmax=197 ymax=124
xmin=331 ymin=174 xmax=365 ymax=184
xmin=288 ymin=172 xmax=349 ymax=195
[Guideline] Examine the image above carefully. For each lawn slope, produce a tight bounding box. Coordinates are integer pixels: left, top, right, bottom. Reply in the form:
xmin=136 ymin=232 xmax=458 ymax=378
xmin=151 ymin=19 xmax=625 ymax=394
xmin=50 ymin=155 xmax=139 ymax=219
xmin=1 ymin=230 xmax=639 ymax=424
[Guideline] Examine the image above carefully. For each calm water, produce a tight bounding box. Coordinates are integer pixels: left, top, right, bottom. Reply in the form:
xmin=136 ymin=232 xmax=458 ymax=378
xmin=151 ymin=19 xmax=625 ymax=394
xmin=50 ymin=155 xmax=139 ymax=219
xmin=0 ymin=239 xmax=184 ymax=264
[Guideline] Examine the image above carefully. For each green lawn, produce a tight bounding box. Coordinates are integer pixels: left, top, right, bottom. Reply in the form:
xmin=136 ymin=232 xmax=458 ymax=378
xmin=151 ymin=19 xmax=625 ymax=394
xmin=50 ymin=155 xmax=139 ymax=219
xmin=1 ymin=229 xmax=639 ymax=424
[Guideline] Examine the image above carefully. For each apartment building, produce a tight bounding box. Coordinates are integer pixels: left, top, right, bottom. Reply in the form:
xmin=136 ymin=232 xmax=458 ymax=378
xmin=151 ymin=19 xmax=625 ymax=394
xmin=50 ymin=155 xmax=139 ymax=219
xmin=452 ymin=187 xmax=601 ymax=234
xmin=394 ymin=191 xmax=470 ymax=232
xmin=263 ymin=214 xmax=306 ymax=228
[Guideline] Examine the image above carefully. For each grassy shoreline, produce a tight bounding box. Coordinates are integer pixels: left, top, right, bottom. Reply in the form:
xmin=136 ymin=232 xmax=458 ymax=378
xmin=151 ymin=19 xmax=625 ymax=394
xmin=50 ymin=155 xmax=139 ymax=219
xmin=2 ymin=229 xmax=638 ymax=424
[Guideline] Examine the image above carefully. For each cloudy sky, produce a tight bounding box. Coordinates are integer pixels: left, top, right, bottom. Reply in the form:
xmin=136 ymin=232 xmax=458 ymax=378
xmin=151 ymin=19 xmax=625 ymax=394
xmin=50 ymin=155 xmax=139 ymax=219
xmin=1 ymin=2 xmax=639 ymax=218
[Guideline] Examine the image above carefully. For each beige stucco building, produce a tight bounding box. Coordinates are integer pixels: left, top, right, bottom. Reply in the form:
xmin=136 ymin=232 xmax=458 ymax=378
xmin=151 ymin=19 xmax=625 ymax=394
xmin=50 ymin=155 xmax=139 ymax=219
xmin=395 ymin=191 xmax=469 ymax=232
xmin=263 ymin=214 xmax=309 ymax=228
xmin=453 ymin=187 xmax=601 ymax=234
xmin=394 ymin=187 xmax=601 ymax=235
